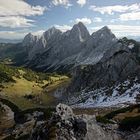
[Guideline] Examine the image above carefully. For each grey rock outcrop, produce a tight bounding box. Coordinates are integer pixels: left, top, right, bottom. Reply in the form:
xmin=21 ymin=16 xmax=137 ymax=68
xmin=30 ymin=104 xmax=120 ymax=140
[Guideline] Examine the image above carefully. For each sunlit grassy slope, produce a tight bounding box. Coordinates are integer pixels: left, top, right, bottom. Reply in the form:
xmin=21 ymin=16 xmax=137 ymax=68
xmin=0 ymin=64 xmax=70 ymax=110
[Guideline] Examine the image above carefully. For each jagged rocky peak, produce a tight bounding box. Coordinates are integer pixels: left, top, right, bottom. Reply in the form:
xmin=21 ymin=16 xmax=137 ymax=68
xmin=97 ymin=26 xmax=112 ymax=33
xmin=22 ymin=33 xmax=33 ymax=45
xmin=80 ymin=25 xmax=118 ymax=63
xmin=84 ymin=25 xmax=118 ymax=52
xmin=100 ymin=26 xmax=110 ymax=31
xmin=43 ymin=26 xmax=62 ymax=41
xmin=70 ymin=22 xmax=90 ymax=42
xmin=72 ymin=22 xmax=87 ymax=30
xmin=22 ymin=33 xmax=39 ymax=47
xmin=25 ymin=32 xmax=33 ymax=38
xmin=92 ymin=26 xmax=116 ymax=40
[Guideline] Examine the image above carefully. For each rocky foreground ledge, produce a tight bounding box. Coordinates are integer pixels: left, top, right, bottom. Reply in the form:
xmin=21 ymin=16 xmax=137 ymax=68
xmin=2 ymin=103 xmax=140 ymax=140
xmin=30 ymin=104 xmax=120 ymax=140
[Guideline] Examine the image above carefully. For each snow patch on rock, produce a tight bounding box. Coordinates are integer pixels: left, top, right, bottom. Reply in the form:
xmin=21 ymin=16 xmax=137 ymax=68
xmin=69 ymin=78 xmax=140 ymax=108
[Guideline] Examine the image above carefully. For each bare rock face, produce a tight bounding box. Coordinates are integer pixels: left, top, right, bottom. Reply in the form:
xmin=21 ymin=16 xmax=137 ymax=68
xmin=31 ymin=104 xmax=87 ymax=140
xmin=82 ymin=115 xmax=120 ymax=140
xmin=22 ymin=33 xmax=40 ymax=52
xmin=76 ymin=26 xmax=118 ymax=65
xmin=68 ymin=43 xmax=140 ymax=93
xmin=30 ymin=104 xmax=119 ymax=140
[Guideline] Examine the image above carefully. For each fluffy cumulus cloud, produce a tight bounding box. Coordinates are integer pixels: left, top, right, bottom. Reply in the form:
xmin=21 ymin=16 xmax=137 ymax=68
xmin=0 ymin=0 xmax=47 ymax=28
xmin=77 ymin=0 xmax=86 ymax=7
xmin=91 ymin=25 xmax=140 ymax=37
xmin=52 ymin=0 xmax=72 ymax=8
xmin=0 ymin=0 xmax=46 ymax=16
xmin=75 ymin=17 xmax=92 ymax=25
xmin=54 ymin=24 xmax=72 ymax=32
xmin=89 ymin=3 xmax=140 ymax=15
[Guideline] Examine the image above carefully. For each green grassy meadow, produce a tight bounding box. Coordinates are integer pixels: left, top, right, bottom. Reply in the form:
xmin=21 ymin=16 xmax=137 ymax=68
xmin=0 ymin=64 xmax=70 ymax=110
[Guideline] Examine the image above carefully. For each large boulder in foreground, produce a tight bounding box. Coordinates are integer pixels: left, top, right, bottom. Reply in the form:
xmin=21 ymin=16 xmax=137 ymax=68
xmin=30 ymin=104 xmax=120 ymax=140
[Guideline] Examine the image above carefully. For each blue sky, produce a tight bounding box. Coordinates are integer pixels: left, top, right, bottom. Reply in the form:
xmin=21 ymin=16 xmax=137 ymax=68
xmin=0 ymin=0 xmax=140 ymax=39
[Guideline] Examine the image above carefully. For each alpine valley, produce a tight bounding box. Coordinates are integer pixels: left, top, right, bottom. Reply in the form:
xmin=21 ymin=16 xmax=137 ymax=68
xmin=22 ymin=22 xmax=140 ymax=108
xmin=0 ymin=22 xmax=140 ymax=140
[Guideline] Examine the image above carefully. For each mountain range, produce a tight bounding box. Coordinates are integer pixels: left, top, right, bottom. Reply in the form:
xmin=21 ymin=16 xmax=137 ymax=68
xmin=22 ymin=22 xmax=120 ymax=72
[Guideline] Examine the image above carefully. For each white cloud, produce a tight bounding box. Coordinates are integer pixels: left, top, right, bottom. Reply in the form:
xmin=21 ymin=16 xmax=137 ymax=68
xmin=0 ymin=16 xmax=34 ymax=28
xmin=0 ymin=0 xmax=47 ymax=28
xmin=75 ymin=17 xmax=92 ymax=25
xmin=120 ymin=12 xmax=140 ymax=21
xmin=77 ymin=0 xmax=86 ymax=7
xmin=0 ymin=0 xmax=46 ymax=16
xmin=52 ymin=0 xmax=72 ymax=8
xmin=54 ymin=24 xmax=72 ymax=32
xmin=89 ymin=3 xmax=140 ymax=15
xmin=91 ymin=25 xmax=140 ymax=37
xmin=93 ymin=17 xmax=102 ymax=22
